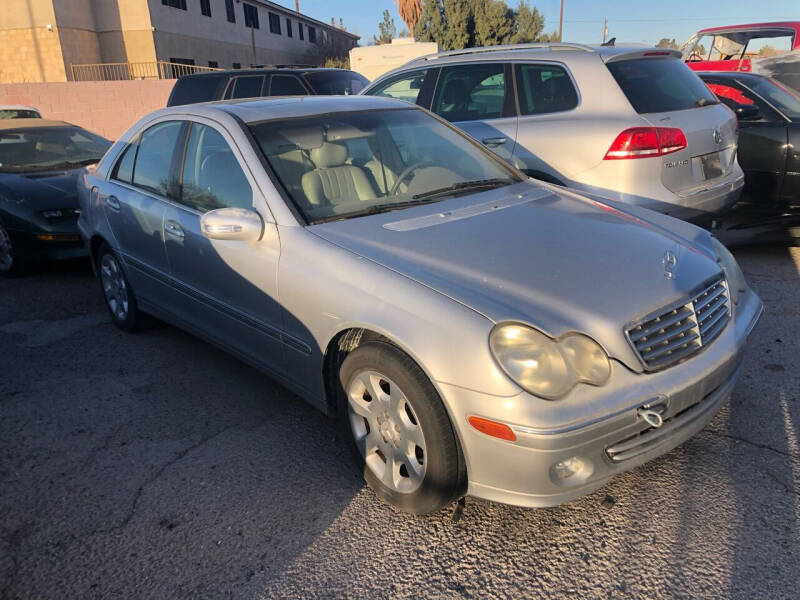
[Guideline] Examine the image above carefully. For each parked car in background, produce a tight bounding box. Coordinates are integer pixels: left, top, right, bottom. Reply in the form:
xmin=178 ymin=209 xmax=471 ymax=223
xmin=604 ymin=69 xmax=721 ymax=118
xmin=699 ymin=71 xmax=800 ymax=244
xmin=683 ymin=23 xmax=800 ymax=94
xmin=361 ymin=44 xmax=744 ymax=224
xmin=78 ymin=95 xmax=761 ymax=514
xmin=0 ymin=105 xmax=42 ymax=119
xmin=167 ymin=67 xmax=370 ymax=106
xmin=0 ymin=119 xmax=110 ymax=276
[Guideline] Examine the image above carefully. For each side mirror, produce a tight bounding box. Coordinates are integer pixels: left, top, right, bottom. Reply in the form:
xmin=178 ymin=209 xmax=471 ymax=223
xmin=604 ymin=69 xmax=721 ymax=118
xmin=201 ymin=207 xmax=264 ymax=241
xmin=735 ymin=105 xmax=761 ymax=121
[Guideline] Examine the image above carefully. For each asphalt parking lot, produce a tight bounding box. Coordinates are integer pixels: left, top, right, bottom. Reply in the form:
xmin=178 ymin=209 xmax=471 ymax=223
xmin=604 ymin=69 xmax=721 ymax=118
xmin=1 ymin=246 xmax=799 ymax=599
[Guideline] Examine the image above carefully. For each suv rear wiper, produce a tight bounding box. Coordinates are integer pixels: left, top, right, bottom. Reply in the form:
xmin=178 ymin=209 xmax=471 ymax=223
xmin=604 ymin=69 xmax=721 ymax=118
xmin=412 ymin=178 xmax=514 ymax=201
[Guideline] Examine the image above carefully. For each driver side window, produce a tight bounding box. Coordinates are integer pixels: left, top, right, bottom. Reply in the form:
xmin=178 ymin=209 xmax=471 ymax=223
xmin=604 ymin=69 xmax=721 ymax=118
xmin=180 ymin=123 xmax=253 ymax=212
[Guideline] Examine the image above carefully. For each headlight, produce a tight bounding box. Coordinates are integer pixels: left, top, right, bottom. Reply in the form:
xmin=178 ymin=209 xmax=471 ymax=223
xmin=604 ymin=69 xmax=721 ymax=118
xmin=710 ymin=237 xmax=746 ymax=305
xmin=489 ymin=324 xmax=611 ymax=399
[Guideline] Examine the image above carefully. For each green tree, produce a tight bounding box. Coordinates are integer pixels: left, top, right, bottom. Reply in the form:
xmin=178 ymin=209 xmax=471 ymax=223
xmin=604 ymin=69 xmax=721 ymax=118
xmin=442 ymin=0 xmax=472 ymax=49
xmin=656 ymin=37 xmax=679 ymax=49
xmin=415 ymin=0 xmax=445 ymax=44
xmin=472 ymin=0 xmax=514 ymax=47
xmin=373 ymin=9 xmax=397 ymax=45
xmin=511 ymin=1 xmax=546 ymax=43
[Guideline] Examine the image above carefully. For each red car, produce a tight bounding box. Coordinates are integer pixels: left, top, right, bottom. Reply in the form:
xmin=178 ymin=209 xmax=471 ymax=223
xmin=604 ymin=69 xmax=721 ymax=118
xmin=683 ymin=22 xmax=800 ymax=71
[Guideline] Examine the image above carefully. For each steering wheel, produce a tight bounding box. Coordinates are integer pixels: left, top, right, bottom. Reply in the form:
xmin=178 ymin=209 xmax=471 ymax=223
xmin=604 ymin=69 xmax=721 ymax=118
xmin=688 ymin=52 xmax=704 ymax=62
xmin=390 ymin=161 xmax=435 ymax=196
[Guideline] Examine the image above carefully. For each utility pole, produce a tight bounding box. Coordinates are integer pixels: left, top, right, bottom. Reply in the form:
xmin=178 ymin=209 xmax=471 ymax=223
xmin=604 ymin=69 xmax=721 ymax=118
xmin=295 ymin=0 xmax=299 ymax=13
xmin=558 ymin=0 xmax=564 ymax=42
xmin=602 ymin=17 xmax=607 ymax=43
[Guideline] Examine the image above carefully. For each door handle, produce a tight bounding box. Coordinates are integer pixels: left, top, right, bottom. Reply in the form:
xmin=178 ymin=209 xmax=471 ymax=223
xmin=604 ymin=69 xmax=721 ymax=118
xmin=105 ymin=195 xmax=120 ymax=211
xmin=164 ymin=220 xmax=184 ymax=239
xmin=482 ymin=137 xmax=507 ymax=146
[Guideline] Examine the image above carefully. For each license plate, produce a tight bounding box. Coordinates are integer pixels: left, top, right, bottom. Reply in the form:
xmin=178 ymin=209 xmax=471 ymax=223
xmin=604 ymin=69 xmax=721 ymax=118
xmin=697 ymin=152 xmax=724 ymax=180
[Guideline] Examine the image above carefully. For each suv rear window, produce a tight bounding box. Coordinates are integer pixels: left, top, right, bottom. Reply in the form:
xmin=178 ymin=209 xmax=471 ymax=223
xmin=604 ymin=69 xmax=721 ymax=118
xmin=303 ymin=71 xmax=368 ymax=95
xmin=607 ymin=58 xmax=717 ymax=114
xmin=168 ymin=74 xmax=228 ymax=106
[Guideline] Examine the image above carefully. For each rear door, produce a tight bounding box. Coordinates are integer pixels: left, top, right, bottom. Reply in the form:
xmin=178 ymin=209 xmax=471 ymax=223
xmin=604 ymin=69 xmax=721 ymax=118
xmin=269 ymin=74 xmax=310 ymax=95
xmin=607 ymin=57 xmax=739 ymax=196
xmin=103 ymin=120 xmax=183 ymax=305
xmin=703 ymin=76 xmax=789 ymax=206
xmin=162 ymin=118 xmax=285 ymax=375
xmin=429 ymin=62 xmax=518 ymax=164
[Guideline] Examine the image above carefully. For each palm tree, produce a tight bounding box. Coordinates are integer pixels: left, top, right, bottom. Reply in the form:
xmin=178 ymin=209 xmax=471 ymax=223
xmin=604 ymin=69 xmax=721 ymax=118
xmin=395 ymin=0 xmax=422 ymax=37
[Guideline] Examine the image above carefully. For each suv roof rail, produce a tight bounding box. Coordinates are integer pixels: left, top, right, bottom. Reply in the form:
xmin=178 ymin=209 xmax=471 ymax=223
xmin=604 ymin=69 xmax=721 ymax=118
xmin=408 ymin=42 xmax=595 ymax=64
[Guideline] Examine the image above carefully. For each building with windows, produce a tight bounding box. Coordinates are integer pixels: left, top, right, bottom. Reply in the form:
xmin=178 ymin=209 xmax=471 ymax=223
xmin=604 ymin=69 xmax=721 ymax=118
xmin=0 ymin=0 xmax=359 ymax=83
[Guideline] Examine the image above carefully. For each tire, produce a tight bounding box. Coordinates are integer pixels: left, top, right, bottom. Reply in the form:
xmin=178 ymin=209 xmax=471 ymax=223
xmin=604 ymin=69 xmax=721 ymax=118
xmin=96 ymin=243 xmax=149 ymax=332
xmin=339 ymin=341 xmax=466 ymax=515
xmin=0 ymin=221 xmax=29 ymax=277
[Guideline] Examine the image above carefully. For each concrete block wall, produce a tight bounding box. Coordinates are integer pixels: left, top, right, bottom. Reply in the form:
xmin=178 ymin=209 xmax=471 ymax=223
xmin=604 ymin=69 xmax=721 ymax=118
xmin=0 ymin=79 xmax=175 ymax=139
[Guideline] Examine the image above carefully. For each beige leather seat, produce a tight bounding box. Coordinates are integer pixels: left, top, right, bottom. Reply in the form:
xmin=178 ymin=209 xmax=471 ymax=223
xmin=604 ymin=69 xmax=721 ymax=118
xmin=301 ymin=142 xmax=376 ymax=206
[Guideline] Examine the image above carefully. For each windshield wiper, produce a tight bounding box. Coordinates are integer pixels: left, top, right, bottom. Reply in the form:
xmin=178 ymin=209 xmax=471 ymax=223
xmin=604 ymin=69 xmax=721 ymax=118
xmin=411 ymin=178 xmax=514 ymax=201
xmin=312 ymin=197 xmax=450 ymax=223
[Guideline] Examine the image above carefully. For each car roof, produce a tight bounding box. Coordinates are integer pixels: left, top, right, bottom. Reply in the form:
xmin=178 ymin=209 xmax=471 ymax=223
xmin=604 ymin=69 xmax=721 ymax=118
xmin=0 ymin=105 xmax=39 ymax=112
xmin=151 ymin=95 xmax=415 ymax=124
xmin=178 ymin=67 xmax=355 ymax=79
xmin=369 ymin=43 xmax=681 ymax=81
xmin=696 ymin=71 xmax=767 ymax=81
xmin=0 ymin=119 xmax=71 ymax=131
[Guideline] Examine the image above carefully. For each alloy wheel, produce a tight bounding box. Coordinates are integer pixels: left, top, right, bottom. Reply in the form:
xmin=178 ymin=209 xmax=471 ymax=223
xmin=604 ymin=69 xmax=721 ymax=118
xmin=347 ymin=370 xmax=427 ymax=494
xmin=100 ymin=253 xmax=129 ymax=322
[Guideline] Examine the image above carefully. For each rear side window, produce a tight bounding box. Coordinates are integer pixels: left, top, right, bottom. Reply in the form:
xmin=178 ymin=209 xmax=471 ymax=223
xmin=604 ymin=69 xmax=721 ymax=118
xmin=131 ymin=121 xmax=183 ymax=196
xmin=112 ymin=141 xmax=137 ymax=183
xmin=227 ymin=75 xmax=266 ymax=99
xmin=432 ymin=63 xmax=508 ymax=122
xmin=168 ymin=74 xmax=226 ymax=106
xmin=303 ymin=71 xmax=368 ymax=95
xmin=607 ymin=59 xmax=717 ymax=114
xmin=270 ymin=75 xmax=307 ymax=95
xmin=515 ymin=63 xmax=578 ymax=115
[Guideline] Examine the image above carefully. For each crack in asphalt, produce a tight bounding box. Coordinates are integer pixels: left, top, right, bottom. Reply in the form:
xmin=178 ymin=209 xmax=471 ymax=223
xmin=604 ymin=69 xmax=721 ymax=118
xmin=707 ymin=430 xmax=793 ymax=459
xmin=763 ymin=470 xmax=800 ymax=498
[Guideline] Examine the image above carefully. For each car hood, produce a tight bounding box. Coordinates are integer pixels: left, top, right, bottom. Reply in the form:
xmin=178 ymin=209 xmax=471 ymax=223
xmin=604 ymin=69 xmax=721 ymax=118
xmin=0 ymin=169 xmax=81 ymax=211
xmin=310 ymin=181 xmax=724 ymax=372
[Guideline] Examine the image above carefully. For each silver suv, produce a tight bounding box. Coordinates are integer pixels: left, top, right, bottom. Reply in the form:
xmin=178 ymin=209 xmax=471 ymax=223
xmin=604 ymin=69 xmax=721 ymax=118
xmin=361 ymin=43 xmax=745 ymax=223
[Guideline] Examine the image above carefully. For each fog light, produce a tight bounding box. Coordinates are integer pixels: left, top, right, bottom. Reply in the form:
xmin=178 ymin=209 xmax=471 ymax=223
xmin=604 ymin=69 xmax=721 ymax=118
xmin=552 ymin=456 xmax=585 ymax=480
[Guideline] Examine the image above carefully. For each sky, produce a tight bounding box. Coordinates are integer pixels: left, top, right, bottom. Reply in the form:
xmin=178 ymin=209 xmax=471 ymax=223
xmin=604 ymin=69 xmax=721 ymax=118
xmin=270 ymin=0 xmax=799 ymax=46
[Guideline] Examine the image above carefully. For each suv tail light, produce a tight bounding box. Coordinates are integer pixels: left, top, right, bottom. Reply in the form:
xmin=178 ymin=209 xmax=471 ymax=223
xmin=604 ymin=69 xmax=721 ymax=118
xmin=604 ymin=127 xmax=687 ymax=160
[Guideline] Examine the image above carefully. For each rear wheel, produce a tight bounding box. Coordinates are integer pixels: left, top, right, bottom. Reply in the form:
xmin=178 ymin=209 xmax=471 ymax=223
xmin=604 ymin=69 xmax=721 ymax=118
xmin=97 ymin=243 xmax=149 ymax=332
xmin=0 ymin=222 xmax=29 ymax=277
xmin=339 ymin=341 xmax=465 ymax=514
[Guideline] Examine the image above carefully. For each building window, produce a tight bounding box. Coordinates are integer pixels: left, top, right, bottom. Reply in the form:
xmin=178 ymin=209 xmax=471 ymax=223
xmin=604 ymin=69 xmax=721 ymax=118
xmin=162 ymin=0 xmax=187 ymax=9
xmin=225 ymin=0 xmax=235 ymax=22
xmin=208 ymin=61 xmax=219 ymax=68
xmin=308 ymin=26 xmax=316 ymax=43
xmin=298 ymin=22 xmax=304 ymax=40
xmin=286 ymin=18 xmax=292 ymax=38
xmin=232 ymin=62 xmax=241 ymax=69
xmin=268 ymin=12 xmax=281 ymax=35
xmin=243 ymin=3 xmax=259 ymax=29
xmin=199 ymin=0 xmax=211 ymax=17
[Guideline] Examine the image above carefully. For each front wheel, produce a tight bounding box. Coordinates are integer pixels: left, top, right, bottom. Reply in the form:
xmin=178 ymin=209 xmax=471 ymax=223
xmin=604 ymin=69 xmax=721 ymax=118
xmin=339 ymin=341 xmax=466 ymax=514
xmin=0 ymin=222 xmax=29 ymax=277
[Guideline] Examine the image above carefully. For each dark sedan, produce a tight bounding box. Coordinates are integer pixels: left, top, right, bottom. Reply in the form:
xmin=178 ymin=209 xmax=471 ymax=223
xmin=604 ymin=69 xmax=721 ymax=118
xmin=699 ymin=71 xmax=800 ymax=244
xmin=0 ymin=119 xmax=110 ymax=276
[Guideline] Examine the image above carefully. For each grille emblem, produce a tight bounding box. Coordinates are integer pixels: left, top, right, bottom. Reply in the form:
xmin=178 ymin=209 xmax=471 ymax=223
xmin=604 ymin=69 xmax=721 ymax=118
xmin=713 ymin=128 xmax=722 ymax=145
xmin=662 ymin=249 xmax=678 ymax=279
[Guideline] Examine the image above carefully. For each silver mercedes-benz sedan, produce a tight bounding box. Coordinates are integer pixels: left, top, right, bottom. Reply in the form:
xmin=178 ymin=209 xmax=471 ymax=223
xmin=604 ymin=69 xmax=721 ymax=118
xmin=77 ymin=95 xmax=762 ymax=514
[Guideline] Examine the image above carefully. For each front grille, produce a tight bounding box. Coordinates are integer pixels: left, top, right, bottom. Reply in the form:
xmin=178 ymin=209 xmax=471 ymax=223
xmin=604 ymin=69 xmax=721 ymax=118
xmin=627 ymin=279 xmax=731 ymax=370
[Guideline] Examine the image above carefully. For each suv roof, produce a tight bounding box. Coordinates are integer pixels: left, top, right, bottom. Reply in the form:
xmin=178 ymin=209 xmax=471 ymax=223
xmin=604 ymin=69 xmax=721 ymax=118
xmin=179 ymin=67 xmax=353 ymax=79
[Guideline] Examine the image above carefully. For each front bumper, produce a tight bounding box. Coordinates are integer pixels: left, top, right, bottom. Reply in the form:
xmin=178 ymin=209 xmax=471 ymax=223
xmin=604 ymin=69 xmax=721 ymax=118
xmin=439 ymin=287 xmax=762 ymax=508
xmin=7 ymin=227 xmax=87 ymax=262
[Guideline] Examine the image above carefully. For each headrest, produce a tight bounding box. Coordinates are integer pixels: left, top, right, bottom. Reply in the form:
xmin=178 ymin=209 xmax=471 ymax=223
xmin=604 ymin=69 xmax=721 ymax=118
xmin=266 ymin=125 xmax=324 ymax=154
xmin=442 ymin=80 xmax=468 ymax=104
xmin=310 ymin=142 xmax=348 ymax=168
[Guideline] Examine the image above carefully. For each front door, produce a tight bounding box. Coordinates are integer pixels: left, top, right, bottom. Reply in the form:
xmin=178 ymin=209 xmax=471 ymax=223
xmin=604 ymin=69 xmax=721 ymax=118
xmin=429 ymin=62 xmax=518 ymax=164
xmin=162 ymin=119 xmax=285 ymax=376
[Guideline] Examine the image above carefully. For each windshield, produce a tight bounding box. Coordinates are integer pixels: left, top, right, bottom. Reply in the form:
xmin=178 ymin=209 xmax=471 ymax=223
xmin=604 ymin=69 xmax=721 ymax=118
xmin=607 ymin=58 xmax=718 ymax=113
xmin=303 ymin=71 xmax=369 ymax=95
xmin=0 ymin=109 xmax=40 ymax=119
xmin=249 ymin=108 xmax=521 ymax=223
xmin=0 ymin=127 xmax=111 ymax=173
xmin=748 ymin=77 xmax=800 ymax=120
